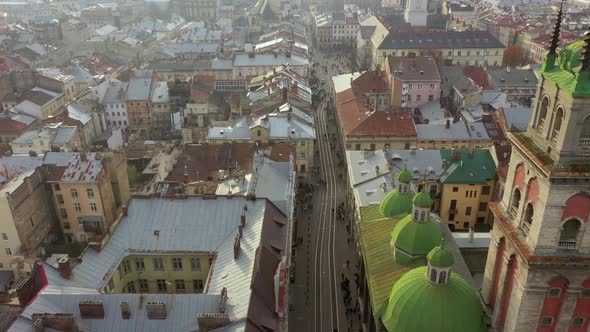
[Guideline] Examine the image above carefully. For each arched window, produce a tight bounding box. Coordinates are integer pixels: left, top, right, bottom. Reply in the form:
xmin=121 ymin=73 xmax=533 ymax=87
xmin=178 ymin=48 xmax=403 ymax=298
xmin=537 ymin=96 xmax=549 ymax=130
xmin=438 ymin=270 xmax=447 ymax=284
xmin=413 ymin=209 xmax=418 ymax=220
xmin=522 ymin=203 xmax=534 ymax=233
xmin=511 ymin=188 xmax=521 ymax=216
xmin=420 ymin=211 xmax=426 ymax=222
xmin=429 ymin=268 xmax=437 ymax=282
xmin=580 ymin=116 xmax=590 ymax=148
xmin=550 ymin=107 xmax=564 ymax=142
xmin=398 ymin=184 xmax=403 ymax=191
xmin=558 ymin=219 xmax=581 ymax=249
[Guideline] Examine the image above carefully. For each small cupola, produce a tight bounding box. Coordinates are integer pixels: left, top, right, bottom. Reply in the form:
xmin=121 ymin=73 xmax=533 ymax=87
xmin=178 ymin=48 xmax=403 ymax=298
xmin=412 ymin=190 xmax=433 ymax=223
xmin=426 ymin=238 xmax=454 ymax=285
xmin=396 ymin=167 xmax=413 ymax=194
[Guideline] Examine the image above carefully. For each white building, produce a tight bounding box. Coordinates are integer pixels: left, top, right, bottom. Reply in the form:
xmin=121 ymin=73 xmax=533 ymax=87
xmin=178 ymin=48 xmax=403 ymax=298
xmin=101 ymin=80 xmax=129 ymax=128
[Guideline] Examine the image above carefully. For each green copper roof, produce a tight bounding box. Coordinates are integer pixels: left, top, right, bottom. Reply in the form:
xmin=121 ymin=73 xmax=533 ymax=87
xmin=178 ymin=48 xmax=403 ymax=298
xmin=397 ymin=168 xmax=413 ymax=184
xmin=358 ymin=206 xmax=423 ymax=317
xmin=539 ymin=40 xmax=590 ymax=97
xmin=439 ymin=149 xmax=498 ymax=184
xmin=379 ymin=190 xmax=415 ymax=218
xmin=390 ymin=214 xmax=442 ymax=256
xmin=427 ymin=240 xmax=454 ymax=268
xmin=412 ymin=191 xmax=433 ymax=208
xmin=382 ymin=266 xmax=484 ymax=332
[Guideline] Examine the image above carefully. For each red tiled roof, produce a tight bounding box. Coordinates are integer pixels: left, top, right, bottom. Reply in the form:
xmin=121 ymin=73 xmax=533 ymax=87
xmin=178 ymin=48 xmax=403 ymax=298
xmin=352 ymin=70 xmax=389 ymax=94
xmin=0 ymin=117 xmax=27 ymax=134
xmin=463 ymin=66 xmax=493 ymax=90
xmin=336 ymin=88 xmax=416 ymax=138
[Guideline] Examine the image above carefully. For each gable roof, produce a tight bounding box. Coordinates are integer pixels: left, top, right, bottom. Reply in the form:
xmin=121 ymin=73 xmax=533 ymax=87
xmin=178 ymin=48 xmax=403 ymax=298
xmin=440 ymin=149 xmax=498 ymax=184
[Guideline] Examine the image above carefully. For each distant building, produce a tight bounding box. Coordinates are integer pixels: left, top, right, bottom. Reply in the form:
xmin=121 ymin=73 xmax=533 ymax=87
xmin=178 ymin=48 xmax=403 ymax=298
xmin=11 ymin=124 xmax=81 ymax=155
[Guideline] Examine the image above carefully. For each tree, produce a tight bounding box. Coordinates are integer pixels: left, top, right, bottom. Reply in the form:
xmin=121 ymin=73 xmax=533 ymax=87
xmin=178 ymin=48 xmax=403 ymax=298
xmin=502 ymin=44 xmax=530 ymax=67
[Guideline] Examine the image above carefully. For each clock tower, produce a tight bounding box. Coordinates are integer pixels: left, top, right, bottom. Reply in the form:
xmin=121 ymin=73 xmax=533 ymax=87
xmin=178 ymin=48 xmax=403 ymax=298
xmin=481 ymin=4 xmax=590 ymax=332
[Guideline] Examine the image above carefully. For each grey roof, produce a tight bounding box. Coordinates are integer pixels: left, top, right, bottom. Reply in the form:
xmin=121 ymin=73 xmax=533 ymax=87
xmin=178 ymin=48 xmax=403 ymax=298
xmin=11 ymin=284 xmax=220 ymax=332
xmin=503 ymin=107 xmax=532 ymax=132
xmin=379 ymin=30 xmax=505 ymax=50
xmin=150 ymin=81 xmax=170 ymax=103
xmin=353 ymin=175 xmax=391 ymax=207
xmin=43 ymin=152 xmax=77 ymax=166
xmin=51 ymin=126 xmax=78 ymax=145
xmin=102 ymin=81 xmax=128 ymax=104
xmin=160 ymin=42 xmax=219 ymax=57
xmin=208 ymin=118 xmax=252 ymax=140
xmin=126 ymin=78 xmax=152 ymax=100
xmin=0 ymin=155 xmax=43 ymax=184
xmin=418 ymin=102 xmax=448 ymax=125
xmin=149 ymin=60 xmax=212 ymax=72
xmin=438 ymin=64 xmax=464 ymax=88
xmin=487 ymin=67 xmax=538 ymax=88
xmin=66 ymin=104 xmax=92 ymax=124
xmin=211 ymin=58 xmax=233 ymax=70
xmin=209 ymin=114 xmax=316 ymax=141
xmin=415 ymin=121 xmax=490 ymax=141
xmin=233 ymin=53 xmax=308 ymax=67
xmin=426 ymin=14 xmax=448 ymax=30
xmin=388 ymin=149 xmax=444 ymax=180
xmin=346 ymin=150 xmax=389 ymax=187
xmin=11 ymin=126 xmax=78 ymax=146
xmin=11 ymin=113 xmax=37 ymax=125
xmin=216 ymin=156 xmax=294 ymax=215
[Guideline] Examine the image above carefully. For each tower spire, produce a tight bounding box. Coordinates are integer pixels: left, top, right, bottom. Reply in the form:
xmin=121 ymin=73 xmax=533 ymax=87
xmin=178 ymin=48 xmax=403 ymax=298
xmin=542 ymin=0 xmax=565 ymax=71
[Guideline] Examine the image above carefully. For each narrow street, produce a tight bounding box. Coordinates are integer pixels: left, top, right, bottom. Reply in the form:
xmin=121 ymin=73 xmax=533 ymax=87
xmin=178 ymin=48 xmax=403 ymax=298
xmin=289 ymin=27 xmax=361 ymax=331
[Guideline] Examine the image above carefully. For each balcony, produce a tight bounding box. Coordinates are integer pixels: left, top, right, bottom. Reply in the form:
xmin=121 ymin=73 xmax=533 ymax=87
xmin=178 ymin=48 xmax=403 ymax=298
xmin=558 ymin=240 xmax=577 ymax=249
xmin=579 ymin=138 xmax=590 ymax=149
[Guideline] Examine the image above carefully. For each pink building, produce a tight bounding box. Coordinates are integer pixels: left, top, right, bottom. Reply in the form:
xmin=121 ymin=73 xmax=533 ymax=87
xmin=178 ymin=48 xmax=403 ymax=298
xmin=384 ymin=55 xmax=441 ymax=111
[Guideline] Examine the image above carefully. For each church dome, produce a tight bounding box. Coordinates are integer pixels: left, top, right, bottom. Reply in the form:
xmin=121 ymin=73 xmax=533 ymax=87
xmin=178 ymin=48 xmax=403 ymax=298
xmin=379 ymin=190 xmax=415 ymax=218
xmin=397 ymin=168 xmax=413 ymax=184
xmin=427 ymin=241 xmax=455 ymax=268
xmin=381 ymin=266 xmax=484 ymax=332
xmin=412 ymin=190 xmax=433 ymax=208
xmin=390 ymin=214 xmax=442 ymax=257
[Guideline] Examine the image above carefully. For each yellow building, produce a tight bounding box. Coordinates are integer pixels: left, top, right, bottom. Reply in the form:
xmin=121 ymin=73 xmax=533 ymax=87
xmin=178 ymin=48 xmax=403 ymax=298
xmin=439 ymin=149 xmax=497 ymax=231
xmin=105 ymin=254 xmax=214 ymax=294
xmin=45 ymin=152 xmax=129 ymax=243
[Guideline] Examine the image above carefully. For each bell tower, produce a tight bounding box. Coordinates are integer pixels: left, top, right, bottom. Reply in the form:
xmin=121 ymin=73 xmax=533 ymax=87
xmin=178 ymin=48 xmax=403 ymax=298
xmin=481 ymin=3 xmax=590 ymax=331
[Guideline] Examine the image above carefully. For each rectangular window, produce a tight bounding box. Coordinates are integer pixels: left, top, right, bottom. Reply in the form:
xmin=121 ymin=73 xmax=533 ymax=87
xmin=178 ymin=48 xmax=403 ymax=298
xmin=172 ymin=258 xmax=183 ymax=271
xmin=2 ymin=233 xmax=7 ymax=240
xmin=429 ymin=83 xmax=435 ymax=90
xmin=193 ymin=279 xmax=204 ymax=292
xmin=139 ymin=279 xmax=149 ymax=292
xmin=126 ymin=281 xmax=136 ymax=293
xmin=481 ymin=185 xmax=491 ymax=195
xmin=5 ymin=248 xmax=12 ymax=255
xmin=477 ymin=216 xmax=486 ymax=224
xmin=74 ymin=203 xmax=81 ymax=212
xmin=408 ymin=83 xmax=413 ymax=90
xmin=355 ymin=144 xmax=361 ymax=150
xmin=71 ymin=189 xmax=78 ymax=198
xmin=87 ymin=188 xmax=94 ymax=198
xmin=465 ymin=207 xmax=472 ymax=216
xmin=175 ymin=280 xmax=186 ymax=292
xmin=57 ymin=194 xmax=64 ymax=204
xmin=448 ymin=214 xmax=455 ymax=221
xmin=428 ymin=95 xmax=433 ymax=102
xmin=450 ymin=200 xmax=457 ymax=209
xmin=416 ymin=95 xmax=422 ymax=101
xmin=60 ymin=208 xmax=67 ymax=218
xmin=122 ymin=260 xmax=131 ymax=274
xmin=457 ymin=51 xmax=462 ymax=56
xmin=135 ymin=258 xmax=145 ymax=271
xmin=191 ymin=258 xmax=201 ymax=271
xmin=463 ymin=222 xmax=470 ymax=229
xmin=479 ymin=202 xmax=488 ymax=212
xmin=90 ymin=203 xmax=97 ymax=211
xmin=257 ymin=130 xmax=261 ymax=136
xmin=153 ymin=258 xmax=164 ymax=271
xmin=417 ymin=83 xmax=423 ymax=90
xmin=54 ymin=184 xmax=60 ymax=191
xmin=452 ymin=187 xmax=459 ymax=192
xmin=157 ymin=279 xmax=167 ymax=292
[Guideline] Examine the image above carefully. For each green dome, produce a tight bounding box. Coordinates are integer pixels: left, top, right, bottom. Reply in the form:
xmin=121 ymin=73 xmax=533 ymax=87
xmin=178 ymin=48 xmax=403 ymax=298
xmin=382 ymin=267 xmax=484 ymax=332
xmin=379 ymin=190 xmax=415 ymax=218
xmin=397 ymin=168 xmax=413 ymax=184
xmin=427 ymin=241 xmax=454 ymax=268
xmin=390 ymin=214 xmax=442 ymax=256
xmin=412 ymin=191 xmax=433 ymax=208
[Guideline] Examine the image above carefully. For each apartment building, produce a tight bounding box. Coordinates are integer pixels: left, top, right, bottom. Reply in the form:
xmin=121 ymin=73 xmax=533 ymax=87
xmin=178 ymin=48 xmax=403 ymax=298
xmin=11 ymin=124 xmax=81 ymax=155
xmin=100 ymin=80 xmax=129 ymax=128
xmin=439 ymin=149 xmax=497 ymax=231
xmin=45 ymin=152 xmax=119 ymax=243
xmin=7 ymin=87 xmax=67 ymax=119
xmin=171 ymin=0 xmax=218 ymax=19
xmin=232 ymin=53 xmax=309 ymax=79
xmin=314 ymin=11 xmax=359 ymax=49
xmin=126 ymin=74 xmax=153 ymax=133
xmin=384 ymin=55 xmax=441 ymax=110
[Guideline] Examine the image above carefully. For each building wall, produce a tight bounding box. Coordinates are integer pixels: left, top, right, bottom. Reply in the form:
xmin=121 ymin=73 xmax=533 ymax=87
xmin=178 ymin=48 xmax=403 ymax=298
xmin=104 ymin=254 xmax=214 ymax=294
xmin=440 ymin=180 xmax=495 ymax=230
xmin=104 ymin=102 xmax=128 ymax=128
xmin=416 ymin=139 xmax=493 ymax=149
xmin=373 ymin=47 xmax=504 ymax=68
xmin=171 ymin=0 xmax=217 ymax=19
xmin=344 ymin=138 xmax=414 ymax=151
xmin=127 ymin=100 xmax=152 ymax=131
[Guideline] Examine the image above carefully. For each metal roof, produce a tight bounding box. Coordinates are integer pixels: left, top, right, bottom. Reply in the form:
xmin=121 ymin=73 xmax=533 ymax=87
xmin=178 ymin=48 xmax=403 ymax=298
xmin=66 ymin=104 xmax=93 ymax=125
xmin=60 ymin=153 xmax=103 ymax=183
xmin=388 ymin=149 xmax=444 ymax=180
xmin=379 ymin=30 xmax=505 ymax=50
xmin=0 ymin=155 xmax=43 ymax=184
xmin=416 ymin=121 xmax=490 ymax=141
xmin=150 ymin=81 xmax=170 ymax=103
xmin=233 ymin=53 xmax=308 ymax=67
xmin=126 ymin=78 xmax=152 ymax=100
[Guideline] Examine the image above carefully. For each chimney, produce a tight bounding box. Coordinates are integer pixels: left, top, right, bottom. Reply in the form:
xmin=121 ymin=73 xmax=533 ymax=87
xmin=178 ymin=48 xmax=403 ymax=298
xmin=219 ymin=288 xmax=228 ymax=314
xmin=146 ymin=302 xmax=167 ymax=320
xmin=248 ymin=52 xmax=255 ymax=59
xmin=468 ymin=226 xmax=474 ymax=243
xmin=58 ymin=257 xmax=72 ymax=278
xmin=79 ymin=301 xmax=104 ymax=319
xmin=292 ymin=82 xmax=298 ymax=95
xmin=442 ymin=159 xmax=447 ymax=170
xmin=121 ymin=301 xmax=131 ymax=319
xmin=32 ymin=314 xmax=78 ymax=332
xmin=282 ymin=87 xmax=288 ymax=102
xmin=273 ymin=67 xmax=276 ymax=74
xmin=197 ymin=313 xmax=230 ymax=332
xmin=375 ymin=165 xmax=380 ymax=175
xmin=80 ymin=152 xmax=87 ymax=162
xmin=446 ymin=119 xmax=450 ymax=129
xmin=233 ymin=235 xmax=241 ymax=259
